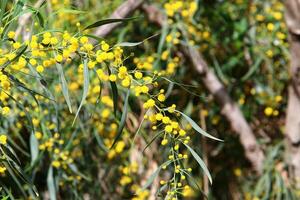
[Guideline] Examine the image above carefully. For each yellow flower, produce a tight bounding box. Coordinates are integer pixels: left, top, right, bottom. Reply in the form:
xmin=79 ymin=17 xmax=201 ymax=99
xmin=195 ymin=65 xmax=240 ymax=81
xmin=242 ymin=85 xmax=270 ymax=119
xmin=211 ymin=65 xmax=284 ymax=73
xmin=161 ymin=139 xmax=168 ymax=145
xmin=36 ymin=65 xmax=44 ymax=73
xmin=1 ymin=106 xmax=10 ymax=115
xmin=264 ymin=107 xmax=273 ymax=116
xmin=109 ymin=74 xmax=117 ymax=82
xmin=234 ymin=168 xmax=242 ymax=177
xmin=0 ymin=166 xmax=6 ymax=174
xmin=0 ymin=135 xmax=7 ymax=145
xmin=35 ymin=131 xmax=43 ymax=140
xmin=7 ymin=31 xmax=15 ymax=39
xmin=121 ymin=78 xmax=131 ymax=87
xmin=134 ymin=71 xmax=143 ymax=79
xmin=101 ymin=41 xmax=109 ymax=51
xmin=273 ymin=12 xmax=282 ymax=20
xmin=165 ymin=125 xmax=173 ymax=133
xmin=115 ymin=141 xmax=125 ymax=153
xmin=158 ymin=94 xmax=166 ymax=102
xmin=13 ymin=42 xmax=21 ymax=49
xmin=267 ymin=23 xmax=275 ymax=31
xmin=275 ymin=95 xmax=282 ymax=103
xmin=52 ymin=160 xmax=61 ymax=168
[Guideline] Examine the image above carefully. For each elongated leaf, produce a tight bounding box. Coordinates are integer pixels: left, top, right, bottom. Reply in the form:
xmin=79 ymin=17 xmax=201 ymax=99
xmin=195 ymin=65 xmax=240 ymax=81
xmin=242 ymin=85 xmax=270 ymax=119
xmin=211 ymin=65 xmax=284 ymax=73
xmin=27 ymin=6 xmax=45 ymax=28
xmin=116 ymin=34 xmax=159 ymax=47
xmin=176 ymin=110 xmax=223 ymax=141
xmin=143 ymin=131 xmax=164 ymax=153
xmin=241 ymin=56 xmax=263 ymax=81
xmin=84 ymin=17 xmax=138 ymax=30
xmin=141 ymin=160 xmax=172 ymax=191
xmin=107 ymin=67 xmax=118 ymax=116
xmin=0 ymin=0 xmax=8 ymax=23
xmin=55 ymin=62 xmax=72 ymax=113
xmin=141 ymin=166 xmax=161 ymax=190
xmin=184 ymin=143 xmax=212 ymax=184
xmin=30 ymin=132 xmax=39 ymax=166
xmin=110 ymin=89 xmax=130 ymax=148
xmin=47 ymin=166 xmax=56 ymax=200
xmin=73 ymin=59 xmax=89 ymax=125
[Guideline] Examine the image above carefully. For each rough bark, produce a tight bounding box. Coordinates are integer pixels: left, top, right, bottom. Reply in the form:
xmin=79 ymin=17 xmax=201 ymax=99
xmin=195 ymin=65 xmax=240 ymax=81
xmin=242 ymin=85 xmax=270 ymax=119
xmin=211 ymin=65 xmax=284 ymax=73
xmin=141 ymin=4 xmax=264 ymax=173
xmin=285 ymin=0 xmax=300 ymax=184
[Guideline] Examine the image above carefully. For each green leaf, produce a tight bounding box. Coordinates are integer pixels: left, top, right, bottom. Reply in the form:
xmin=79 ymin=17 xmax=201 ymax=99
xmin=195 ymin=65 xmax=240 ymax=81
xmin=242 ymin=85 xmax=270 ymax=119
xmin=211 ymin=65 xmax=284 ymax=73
xmin=0 ymin=0 xmax=8 ymax=24
xmin=241 ymin=56 xmax=263 ymax=81
xmin=55 ymin=62 xmax=72 ymax=113
xmin=27 ymin=6 xmax=45 ymax=28
xmin=47 ymin=166 xmax=56 ymax=200
xmin=115 ymin=34 xmax=159 ymax=47
xmin=176 ymin=110 xmax=223 ymax=141
xmin=84 ymin=17 xmax=139 ymax=30
xmin=184 ymin=143 xmax=212 ymax=184
xmin=141 ymin=160 xmax=172 ymax=191
xmin=29 ymin=132 xmax=39 ymax=166
xmin=107 ymin=67 xmax=118 ymax=116
xmin=110 ymin=89 xmax=130 ymax=148
xmin=73 ymin=59 xmax=89 ymax=125
xmin=143 ymin=131 xmax=164 ymax=153
xmin=141 ymin=166 xmax=161 ymax=190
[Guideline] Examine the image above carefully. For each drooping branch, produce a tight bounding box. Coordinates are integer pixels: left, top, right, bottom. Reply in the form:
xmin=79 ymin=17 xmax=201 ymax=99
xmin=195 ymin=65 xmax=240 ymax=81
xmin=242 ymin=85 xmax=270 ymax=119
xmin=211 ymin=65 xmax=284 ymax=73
xmin=92 ymin=0 xmax=264 ymax=173
xmin=141 ymin=4 xmax=265 ymax=173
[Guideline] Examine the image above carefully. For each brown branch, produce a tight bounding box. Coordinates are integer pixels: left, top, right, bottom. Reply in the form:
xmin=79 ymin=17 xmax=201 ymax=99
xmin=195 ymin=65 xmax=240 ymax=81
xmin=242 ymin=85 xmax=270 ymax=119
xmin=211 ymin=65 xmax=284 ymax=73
xmin=284 ymin=0 xmax=300 ymax=185
xmin=93 ymin=0 xmax=144 ymax=38
xmin=141 ymin=4 xmax=264 ymax=173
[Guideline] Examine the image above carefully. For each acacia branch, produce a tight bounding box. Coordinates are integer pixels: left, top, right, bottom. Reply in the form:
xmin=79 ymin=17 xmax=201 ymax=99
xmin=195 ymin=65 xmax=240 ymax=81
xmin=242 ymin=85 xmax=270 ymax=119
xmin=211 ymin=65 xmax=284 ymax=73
xmin=141 ymin=4 xmax=264 ymax=173
xmin=92 ymin=0 xmax=264 ymax=173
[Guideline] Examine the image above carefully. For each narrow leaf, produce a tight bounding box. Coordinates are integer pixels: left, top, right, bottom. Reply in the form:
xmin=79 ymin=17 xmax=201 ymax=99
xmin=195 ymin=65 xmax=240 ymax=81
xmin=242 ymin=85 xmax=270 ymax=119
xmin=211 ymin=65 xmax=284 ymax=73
xmin=184 ymin=143 xmax=212 ymax=184
xmin=176 ymin=110 xmax=223 ymax=141
xmin=73 ymin=59 xmax=89 ymax=125
xmin=55 ymin=62 xmax=72 ymax=113
xmin=107 ymin=67 xmax=118 ymax=116
xmin=141 ymin=166 xmax=161 ymax=190
xmin=84 ymin=17 xmax=139 ymax=30
xmin=29 ymin=132 xmax=39 ymax=166
xmin=47 ymin=166 xmax=56 ymax=200
xmin=116 ymin=34 xmax=159 ymax=47
xmin=110 ymin=89 xmax=130 ymax=148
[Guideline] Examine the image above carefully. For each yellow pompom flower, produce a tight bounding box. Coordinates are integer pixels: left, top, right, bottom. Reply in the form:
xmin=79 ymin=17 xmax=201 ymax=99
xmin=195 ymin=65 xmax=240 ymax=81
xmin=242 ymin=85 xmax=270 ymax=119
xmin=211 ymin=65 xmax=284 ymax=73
xmin=264 ymin=107 xmax=273 ymax=116
xmin=134 ymin=71 xmax=143 ymax=79
xmin=7 ymin=31 xmax=15 ymax=39
xmin=109 ymin=74 xmax=117 ymax=82
xmin=0 ymin=135 xmax=7 ymax=145
xmin=36 ymin=65 xmax=44 ymax=73
xmin=2 ymin=106 xmax=10 ymax=115
xmin=161 ymin=139 xmax=168 ymax=146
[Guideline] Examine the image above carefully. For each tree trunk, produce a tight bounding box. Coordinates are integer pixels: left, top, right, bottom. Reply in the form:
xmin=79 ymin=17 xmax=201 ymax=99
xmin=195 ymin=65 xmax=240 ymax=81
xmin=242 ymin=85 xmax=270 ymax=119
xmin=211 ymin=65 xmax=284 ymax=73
xmin=285 ymin=0 xmax=300 ymax=184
